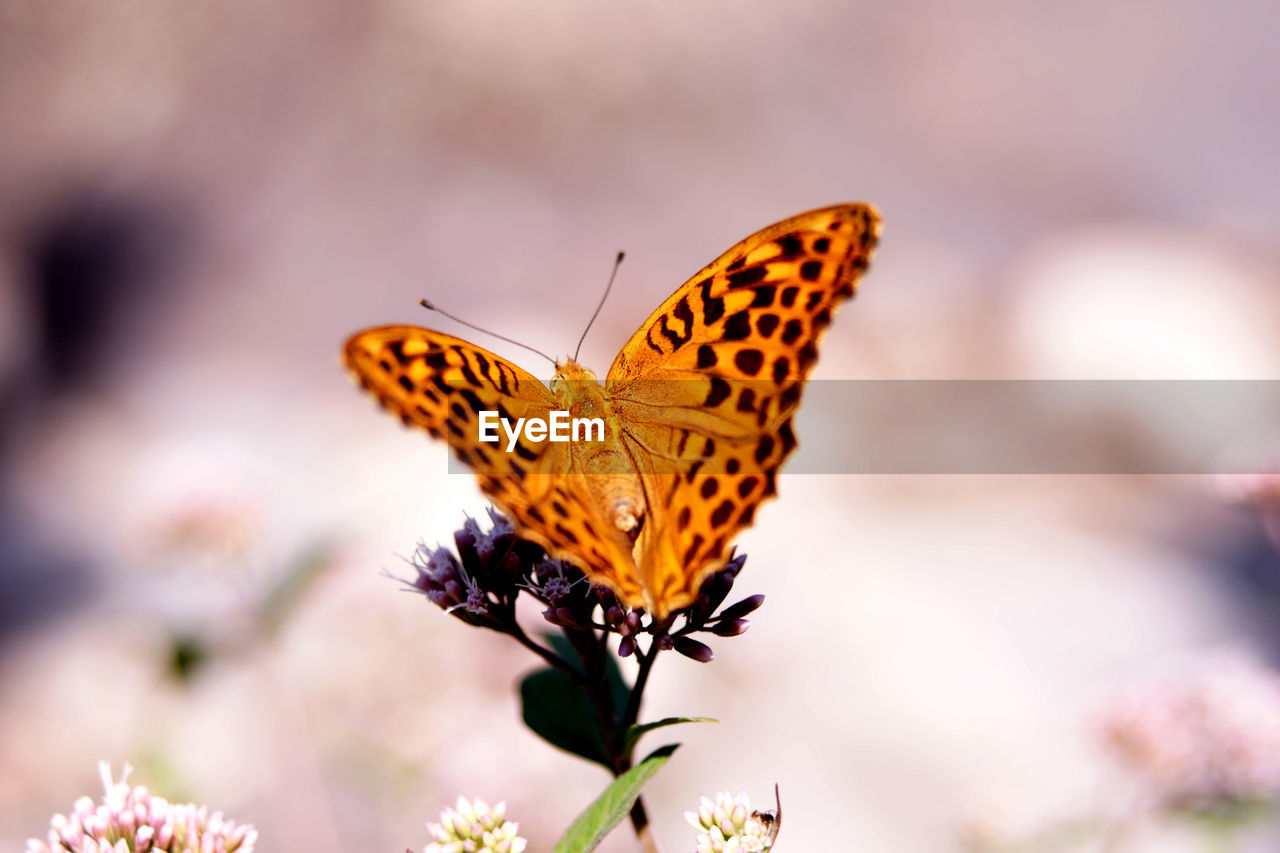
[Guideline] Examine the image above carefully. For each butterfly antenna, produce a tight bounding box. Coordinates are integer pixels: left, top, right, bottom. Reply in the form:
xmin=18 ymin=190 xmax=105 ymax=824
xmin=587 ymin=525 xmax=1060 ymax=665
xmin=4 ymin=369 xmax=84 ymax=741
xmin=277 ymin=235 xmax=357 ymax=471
xmin=418 ymin=299 xmax=557 ymax=366
xmin=574 ymin=251 xmax=625 ymax=363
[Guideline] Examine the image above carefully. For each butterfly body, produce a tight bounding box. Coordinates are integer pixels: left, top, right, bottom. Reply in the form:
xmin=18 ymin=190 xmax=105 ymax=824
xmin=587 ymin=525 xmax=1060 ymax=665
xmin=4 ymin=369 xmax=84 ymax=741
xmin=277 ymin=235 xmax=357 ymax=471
xmin=346 ymin=203 xmax=881 ymax=618
xmin=550 ymin=363 xmax=647 ymax=538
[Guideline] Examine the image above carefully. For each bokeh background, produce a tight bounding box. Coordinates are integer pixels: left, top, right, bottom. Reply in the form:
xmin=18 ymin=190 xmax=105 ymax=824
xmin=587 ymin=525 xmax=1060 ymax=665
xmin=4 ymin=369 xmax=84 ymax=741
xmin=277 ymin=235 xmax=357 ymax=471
xmin=2 ymin=2 xmax=1279 ymax=851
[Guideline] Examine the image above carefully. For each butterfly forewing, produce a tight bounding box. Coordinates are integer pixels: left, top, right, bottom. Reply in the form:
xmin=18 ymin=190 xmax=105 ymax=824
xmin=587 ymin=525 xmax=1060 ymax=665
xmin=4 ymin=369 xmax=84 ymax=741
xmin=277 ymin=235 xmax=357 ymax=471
xmin=606 ymin=204 xmax=881 ymax=615
xmin=344 ymin=327 xmax=639 ymax=589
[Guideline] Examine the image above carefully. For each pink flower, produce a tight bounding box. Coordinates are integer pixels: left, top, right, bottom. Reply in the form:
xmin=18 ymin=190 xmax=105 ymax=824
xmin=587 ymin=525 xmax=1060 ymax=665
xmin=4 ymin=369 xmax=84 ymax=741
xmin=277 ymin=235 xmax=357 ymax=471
xmin=27 ymin=762 xmax=256 ymax=853
xmin=1099 ymin=651 xmax=1280 ymax=808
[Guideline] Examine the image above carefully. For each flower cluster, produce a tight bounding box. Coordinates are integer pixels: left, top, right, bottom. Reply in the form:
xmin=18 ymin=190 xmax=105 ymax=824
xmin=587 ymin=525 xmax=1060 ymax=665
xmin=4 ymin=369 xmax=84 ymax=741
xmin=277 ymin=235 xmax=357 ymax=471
xmin=685 ymin=791 xmax=779 ymax=853
xmin=408 ymin=509 xmax=763 ymax=662
xmin=1098 ymin=651 xmax=1280 ymax=809
xmin=27 ymin=762 xmax=256 ymax=853
xmin=424 ymin=797 xmax=526 ymax=853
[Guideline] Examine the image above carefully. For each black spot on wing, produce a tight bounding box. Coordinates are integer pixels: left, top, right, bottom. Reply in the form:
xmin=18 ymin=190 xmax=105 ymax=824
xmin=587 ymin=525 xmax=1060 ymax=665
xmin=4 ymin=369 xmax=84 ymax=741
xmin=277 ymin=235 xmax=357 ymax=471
xmin=723 ymin=311 xmax=751 ymax=341
xmin=772 ymin=356 xmax=790 ymax=384
xmin=777 ymin=234 xmax=804 ymax=256
xmin=682 ymin=533 xmax=705 ymax=566
xmin=705 ymin=377 xmax=731 ymax=407
xmin=751 ymin=285 xmax=776 ymax=308
xmin=660 ymin=295 xmax=696 ymax=350
xmin=727 ymin=266 xmax=767 ymax=288
xmin=799 ymin=341 xmax=818 ymax=371
xmin=733 ymin=349 xmax=764 ymax=376
xmin=779 ymin=383 xmax=801 ymax=411
xmin=779 ymin=419 xmax=798 ymax=456
xmin=699 ymin=278 xmax=726 ymax=325
xmin=459 ymin=388 xmax=486 ymax=414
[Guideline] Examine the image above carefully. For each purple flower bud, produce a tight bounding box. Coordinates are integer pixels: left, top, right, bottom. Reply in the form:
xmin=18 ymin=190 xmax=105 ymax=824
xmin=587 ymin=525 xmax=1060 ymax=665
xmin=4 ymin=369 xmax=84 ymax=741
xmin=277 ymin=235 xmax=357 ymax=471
xmin=618 ymin=635 xmax=637 ymax=657
xmin=533 ymin=559 xmax=561 ymax=584
xmin=624 ymin=611 xmax=643 ymax=634
xmin=674 ymin=637 xmax=714 ymax=662
xmin=453 ymin=523 xmax=477 ymax=557
xmin=553 ymin=606 xmax=591 ymax=630
xmin=710 ymin=619 xmax=750 ymax=637
xmin=486 ymin=506 xmax=514 ymax=537
xmin=656 ymin=634 xmax=674 ymax=651
xmin=465 ymin=587 xmax=489 ymax=615
xmin=717 ymin=594 xmax=765 ymax=621
xmin=468 ymin=518 xmax=495 ymax=563
xmin=604 ymin=606 xmax=624 ymax=627
xmin=702 ymin=571 xmax=736 ymax=614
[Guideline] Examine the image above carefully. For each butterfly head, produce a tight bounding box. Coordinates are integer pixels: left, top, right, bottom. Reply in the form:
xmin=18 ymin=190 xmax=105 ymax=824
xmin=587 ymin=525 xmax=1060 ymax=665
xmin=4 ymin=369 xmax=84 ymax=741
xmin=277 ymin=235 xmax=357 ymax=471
xmin=550 ymin=359 xmax=599 ymax=394
xmin=550 ymin=359 xmax=612 ymax=435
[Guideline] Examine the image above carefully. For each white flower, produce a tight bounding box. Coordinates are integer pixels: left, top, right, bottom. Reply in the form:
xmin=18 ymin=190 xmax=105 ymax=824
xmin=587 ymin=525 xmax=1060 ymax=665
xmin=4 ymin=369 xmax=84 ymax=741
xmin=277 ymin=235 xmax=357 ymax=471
xmin=424 ymin=796 xmax=527 ymax=853
xmin=685 ymin=791 xmax=778 ymax=853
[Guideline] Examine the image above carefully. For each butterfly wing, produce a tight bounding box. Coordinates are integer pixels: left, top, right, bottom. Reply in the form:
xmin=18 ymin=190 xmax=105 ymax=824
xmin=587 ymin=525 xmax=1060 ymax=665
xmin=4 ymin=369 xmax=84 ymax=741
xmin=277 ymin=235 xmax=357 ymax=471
xmin=606 ymin=203 xmax=881 ymax=616
xmin=344 ymin=326 xmax=639 ymax=595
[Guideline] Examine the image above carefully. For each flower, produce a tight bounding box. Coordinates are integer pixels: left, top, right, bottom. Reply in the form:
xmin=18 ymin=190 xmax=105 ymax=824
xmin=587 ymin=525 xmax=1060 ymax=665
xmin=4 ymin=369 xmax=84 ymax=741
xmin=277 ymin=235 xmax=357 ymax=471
xmin=424 ymin=797 xmax=527 ymax=853
xmin=407 ymin=510 xmax=764 ymax=658
xmin=685 ymin=791 xmax=779 ymax=853
xmin=27 ymin=761 xmax=256 ymax=853
xmin=1098 ymin=650 xmax=1280 ymax=810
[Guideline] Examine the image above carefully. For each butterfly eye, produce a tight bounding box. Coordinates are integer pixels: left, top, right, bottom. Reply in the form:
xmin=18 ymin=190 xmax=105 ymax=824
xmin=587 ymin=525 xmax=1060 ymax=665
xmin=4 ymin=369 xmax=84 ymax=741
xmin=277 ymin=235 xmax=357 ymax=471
xmin=550 ymin=376 xmax=561 ymax=394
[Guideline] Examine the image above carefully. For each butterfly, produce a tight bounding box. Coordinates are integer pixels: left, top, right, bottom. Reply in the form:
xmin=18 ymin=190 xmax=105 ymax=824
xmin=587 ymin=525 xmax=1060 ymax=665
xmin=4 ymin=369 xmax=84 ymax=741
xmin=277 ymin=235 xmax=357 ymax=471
xmin=345 ymin=203 xmax=881 ymax=619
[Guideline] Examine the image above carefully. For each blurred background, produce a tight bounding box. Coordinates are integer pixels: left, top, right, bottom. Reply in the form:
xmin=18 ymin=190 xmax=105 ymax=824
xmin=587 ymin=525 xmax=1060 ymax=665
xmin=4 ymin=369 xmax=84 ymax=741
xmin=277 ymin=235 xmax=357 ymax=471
xmin=2 ymin=1 xmax=1279 ymax=850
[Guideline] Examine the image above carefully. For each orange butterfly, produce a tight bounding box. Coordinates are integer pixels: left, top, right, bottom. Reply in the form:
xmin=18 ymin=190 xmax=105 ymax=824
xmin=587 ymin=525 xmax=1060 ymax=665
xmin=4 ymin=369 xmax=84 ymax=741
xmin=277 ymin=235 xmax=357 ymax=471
xmin=345 ymin=204 xmax=880 ymax=619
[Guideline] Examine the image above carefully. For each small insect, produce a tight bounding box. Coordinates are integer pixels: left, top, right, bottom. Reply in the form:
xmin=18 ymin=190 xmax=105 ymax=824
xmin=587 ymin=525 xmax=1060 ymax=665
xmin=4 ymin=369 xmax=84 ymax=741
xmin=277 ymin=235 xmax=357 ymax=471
xmin=345 ymin=204 xmax=881 ymax=618
xmin=748 ymin=784 xmax=783 ymax=847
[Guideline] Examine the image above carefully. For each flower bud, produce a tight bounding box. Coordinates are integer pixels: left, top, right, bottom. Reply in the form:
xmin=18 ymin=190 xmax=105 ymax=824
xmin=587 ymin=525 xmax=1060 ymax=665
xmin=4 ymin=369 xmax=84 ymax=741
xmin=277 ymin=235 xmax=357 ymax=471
xmin=710 ymin=619 xmax=749 ymax=637
xmin=674 ymin=637 xmax=714 ymax=662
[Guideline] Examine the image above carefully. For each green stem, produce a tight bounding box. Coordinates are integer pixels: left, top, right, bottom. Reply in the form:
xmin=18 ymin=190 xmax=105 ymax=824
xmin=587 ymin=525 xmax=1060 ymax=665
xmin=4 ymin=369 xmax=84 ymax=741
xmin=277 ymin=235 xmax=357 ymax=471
xmin=621 ymin=640 xmax=659 ymax=734
xmin=507 ymin=622 xmax=585 ymax=684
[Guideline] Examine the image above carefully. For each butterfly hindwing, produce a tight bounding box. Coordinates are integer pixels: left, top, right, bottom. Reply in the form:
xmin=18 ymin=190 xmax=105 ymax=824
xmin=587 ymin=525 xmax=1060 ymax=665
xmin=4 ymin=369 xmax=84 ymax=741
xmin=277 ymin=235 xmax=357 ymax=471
xmin=606 ymin=204 xmax=881 ymax=613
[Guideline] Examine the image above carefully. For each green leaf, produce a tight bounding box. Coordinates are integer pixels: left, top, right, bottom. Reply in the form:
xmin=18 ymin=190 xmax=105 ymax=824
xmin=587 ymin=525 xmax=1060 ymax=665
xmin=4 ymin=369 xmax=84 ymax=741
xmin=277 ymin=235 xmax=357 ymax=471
xmin=623 ymin=716 xmax=717 ymax=754
xmin=520 ymin=667 xmax=612 ymax=769
xmin=552 ymin=744 xmax=680 ymax=853
xmin=546 ymin=633 xmax=630 ymax=718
